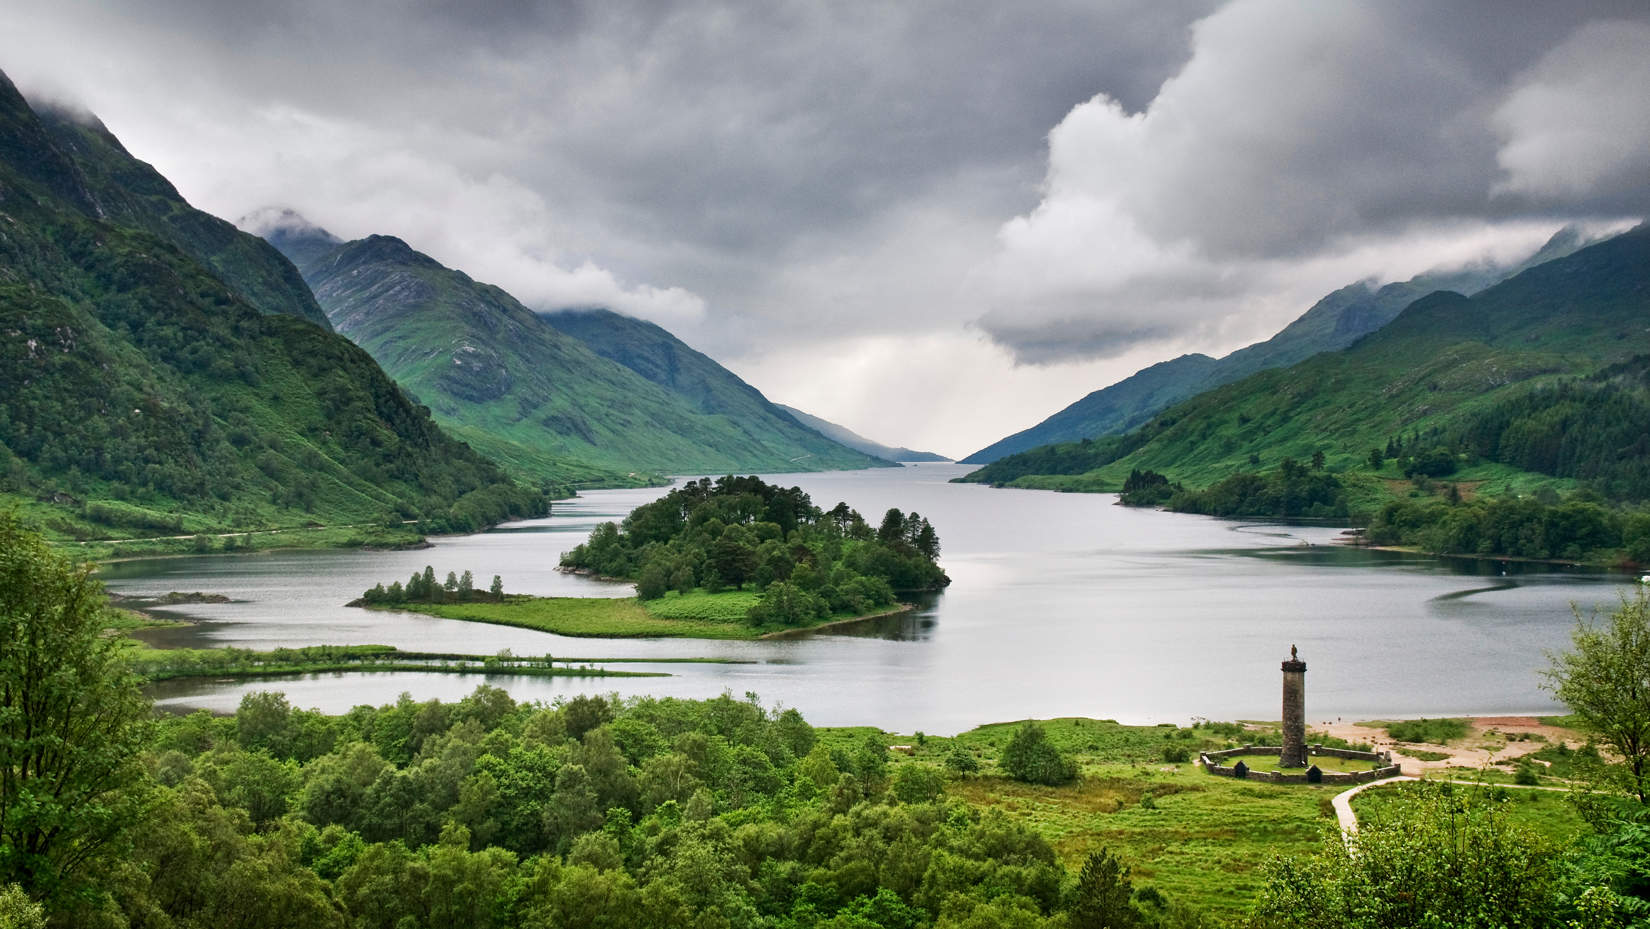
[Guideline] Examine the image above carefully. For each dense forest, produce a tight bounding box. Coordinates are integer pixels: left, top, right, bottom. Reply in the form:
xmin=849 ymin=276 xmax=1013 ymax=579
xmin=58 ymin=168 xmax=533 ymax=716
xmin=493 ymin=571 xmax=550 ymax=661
xmin=561 ymin=476 xmax=949 ymax=627
xmin=1440 ymin=356 xmax=1650 ymax=501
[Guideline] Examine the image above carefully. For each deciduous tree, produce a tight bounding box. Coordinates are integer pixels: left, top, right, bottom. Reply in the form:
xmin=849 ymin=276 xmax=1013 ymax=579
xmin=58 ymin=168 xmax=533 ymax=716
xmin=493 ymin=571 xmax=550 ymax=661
xmin=0 ymin=515 xmax=153 ymax=901
xmin=1545 ymin=589 xmax=1650 ymax=802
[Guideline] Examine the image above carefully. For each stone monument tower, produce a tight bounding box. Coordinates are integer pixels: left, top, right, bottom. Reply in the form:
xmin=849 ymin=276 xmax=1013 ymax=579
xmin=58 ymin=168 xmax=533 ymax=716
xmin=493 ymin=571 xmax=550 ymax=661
xmin=1280 ymin=645 xmax=1307 ymax=768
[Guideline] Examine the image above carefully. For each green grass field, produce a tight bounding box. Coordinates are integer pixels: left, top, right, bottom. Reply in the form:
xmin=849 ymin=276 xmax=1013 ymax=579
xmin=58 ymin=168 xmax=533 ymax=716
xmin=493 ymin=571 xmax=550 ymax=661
xmin=837 ymin=715 xmax=1604 ymax=919
xmin=863 ymin=718 xmax=1332 ymax=919
xmin=1350 ymin=780 xmax=1587 ymax=845
xmin=390 ymin=588 xmax=909 ymax=640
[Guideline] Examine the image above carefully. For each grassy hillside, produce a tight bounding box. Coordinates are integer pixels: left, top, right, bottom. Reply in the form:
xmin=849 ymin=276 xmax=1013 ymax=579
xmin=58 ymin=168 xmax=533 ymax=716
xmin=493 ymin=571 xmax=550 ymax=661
xmin=0 ymin=70 xmax=544 ymax=547
xmin=537 ymin=308 xmax=904 ymax=471
xmin=774 ymin=403 xmax=949 ymax=462
xmin=961 ymin=227 xmax=1592 ymax=464
xmin=539 ymin=308 xmax=898 ymax=469
xmin=273 ymin=230 xmax=887 ymax=480
xmin=959 ymin=226 xmax=1650 ymax=495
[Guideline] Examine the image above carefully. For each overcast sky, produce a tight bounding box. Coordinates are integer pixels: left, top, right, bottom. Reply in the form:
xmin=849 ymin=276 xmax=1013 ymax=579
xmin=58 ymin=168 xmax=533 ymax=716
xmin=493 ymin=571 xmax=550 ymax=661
xmin=5 ymin=0 xmax=1648 ymax=458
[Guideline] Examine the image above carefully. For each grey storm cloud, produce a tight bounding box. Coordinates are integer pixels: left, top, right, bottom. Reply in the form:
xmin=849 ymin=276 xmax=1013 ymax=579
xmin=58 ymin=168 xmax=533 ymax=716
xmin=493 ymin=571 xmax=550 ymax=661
xmin=3 ymin=0 xmax=1648 ymax=452
xmin=973 ymin=0 xmax=1650 ymax=363
xmin=3 ymin=0 xmax=1215 ymax=331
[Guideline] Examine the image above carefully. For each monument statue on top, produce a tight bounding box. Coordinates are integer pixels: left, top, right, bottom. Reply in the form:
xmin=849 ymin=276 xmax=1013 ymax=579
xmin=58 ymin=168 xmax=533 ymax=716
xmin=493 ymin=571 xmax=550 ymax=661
xmin=1280 ymin=645 xmax=1308 ymax=768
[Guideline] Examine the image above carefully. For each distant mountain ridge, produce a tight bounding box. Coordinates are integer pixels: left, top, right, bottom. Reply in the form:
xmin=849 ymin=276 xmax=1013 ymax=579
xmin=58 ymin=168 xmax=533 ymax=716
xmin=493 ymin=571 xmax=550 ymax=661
xmin=262 ymin=219 xmax=888 ymax=479
xmin=960 ymin=227 xmax=1594 ymax=464
xmin=773 ymin=405 xmax=949 ymax=463
xmin=0 ymin=69 xmax=543 ymax=539
xmin=539 ymin=308 xmax=946 ymax=463
xmin=958 ymin=225 xmax=1650 ymax=491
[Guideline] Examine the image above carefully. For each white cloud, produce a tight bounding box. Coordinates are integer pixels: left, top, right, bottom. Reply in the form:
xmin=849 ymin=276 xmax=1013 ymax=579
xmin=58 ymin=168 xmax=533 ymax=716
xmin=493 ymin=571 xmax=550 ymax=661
xmin=1493 ymin=20 xmax=1650 ymax=206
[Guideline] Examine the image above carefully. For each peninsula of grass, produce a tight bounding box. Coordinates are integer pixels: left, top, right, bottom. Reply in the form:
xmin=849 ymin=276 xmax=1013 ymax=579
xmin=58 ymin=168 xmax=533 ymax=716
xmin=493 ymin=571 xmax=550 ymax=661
xmin=375 ymin=589 xmax=913 ymax=640
xmin=120 ymin=642 xmax=676 ymax=682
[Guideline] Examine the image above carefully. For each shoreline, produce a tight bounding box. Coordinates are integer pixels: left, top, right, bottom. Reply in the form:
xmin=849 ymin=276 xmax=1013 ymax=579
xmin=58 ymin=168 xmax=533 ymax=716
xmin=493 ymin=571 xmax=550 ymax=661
xmin=758 ymin=602 xmax=915 ymax=638
xmin=359 ymin=593 xmax=920 ymax=641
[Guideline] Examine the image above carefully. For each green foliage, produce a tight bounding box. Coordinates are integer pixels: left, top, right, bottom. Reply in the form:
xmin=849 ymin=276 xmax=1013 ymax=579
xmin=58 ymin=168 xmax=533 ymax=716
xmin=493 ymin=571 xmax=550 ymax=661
xmin=116 ymin=689 xmax=1107 ymax=928
xmin=1366 ymin=495 xmax=1636 ymax=563
xmin=1384 ymin=717 xmax=1470 ymax=745
xmin=1254 ymin=782 xmax=1559 ymax=928
xmin=0 ymin=885 xmax=44 ymax=929
xmin=1446 ymin=356 xmax=1650 ymax=501
xmin=0 ymin=516 xmax=152 ymax=904
xmin=561 ymin=475 xmax=948 ymax=629
xmin=1118 ymin=469 xmax=1180 ymax=507
xmin=1546 ymin=590 xmax=1650 ymax=802
xmin=1000 ymin=723 xmax=1077 ymax=786
xmin=1159 ymin=460 xmax=1348 ymax=519
xmin=1070 ymin=848 xmax=1142 ymax=929
xmin=361 ymin=566 xmax=502 ymax=605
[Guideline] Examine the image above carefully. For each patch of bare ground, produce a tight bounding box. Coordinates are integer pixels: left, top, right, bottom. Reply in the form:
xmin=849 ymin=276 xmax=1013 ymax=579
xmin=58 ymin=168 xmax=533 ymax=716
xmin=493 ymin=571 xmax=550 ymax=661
xmin=1316 ymin=716 xmax=1586 ymax=777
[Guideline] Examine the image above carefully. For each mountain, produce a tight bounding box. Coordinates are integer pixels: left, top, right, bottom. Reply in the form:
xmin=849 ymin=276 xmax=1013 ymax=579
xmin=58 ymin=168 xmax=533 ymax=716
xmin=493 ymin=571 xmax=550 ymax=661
xmin=0 ymin=70 xmax=544 ymax=541
xmin=32 ymin=108 xmax=334 ymax=330
xmin=773 ymin=405 xmax=949 ymax=462
xmin=263 ymin=223 xmax=888 ymax=478
xmin=958 ymin=225 xmax=1650 ymax=491
xmin=540 ymin=308 xmax=926 ymax=463
xmin=960 ymin=228 xmax=1593 ymax=464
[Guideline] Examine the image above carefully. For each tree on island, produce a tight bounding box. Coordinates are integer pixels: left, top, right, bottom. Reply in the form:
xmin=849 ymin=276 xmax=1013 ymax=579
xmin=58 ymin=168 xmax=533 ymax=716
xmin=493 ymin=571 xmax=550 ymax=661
xmin=559 ymin=475 xmax=948 ymax=628
xmin=362 ymin=567 xmax=499 ymax=605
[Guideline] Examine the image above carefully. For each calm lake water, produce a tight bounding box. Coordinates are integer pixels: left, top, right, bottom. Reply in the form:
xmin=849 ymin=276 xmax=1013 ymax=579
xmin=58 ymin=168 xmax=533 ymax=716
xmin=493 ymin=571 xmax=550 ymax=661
xmin=105 ymin=464 xmax=1634 ymax=734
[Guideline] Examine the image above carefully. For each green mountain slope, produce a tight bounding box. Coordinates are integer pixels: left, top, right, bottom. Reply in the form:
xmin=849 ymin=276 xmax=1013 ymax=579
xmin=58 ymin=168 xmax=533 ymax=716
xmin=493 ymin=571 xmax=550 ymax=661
xmin=539 ymin=308 xmax=904 ymax=465
xmin=960 ymin=225 xmax=1650 ymax=492
xmin=960 ymin=229 xmax=1592 ymax=464
xmin=0 ymin=70 xmax=543 ymax=543
xmin=772 ymin=404 xmax=949 ymax=462
xmin=34 ymin=108 xmax=333 ymax=330
xmin=268 ymin=227 xmax=887 ymax=478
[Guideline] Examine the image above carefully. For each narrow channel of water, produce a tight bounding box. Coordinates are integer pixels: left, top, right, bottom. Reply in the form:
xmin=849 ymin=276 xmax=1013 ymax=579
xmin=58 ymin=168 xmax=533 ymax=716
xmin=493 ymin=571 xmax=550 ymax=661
xmin=105 ymin=464 xmax=1632 ymax=734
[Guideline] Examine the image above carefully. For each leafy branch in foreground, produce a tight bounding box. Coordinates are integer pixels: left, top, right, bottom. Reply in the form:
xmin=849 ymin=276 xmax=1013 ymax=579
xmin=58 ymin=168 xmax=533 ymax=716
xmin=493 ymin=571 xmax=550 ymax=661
xmin=0 ymin=514 xmax=152 ymax=906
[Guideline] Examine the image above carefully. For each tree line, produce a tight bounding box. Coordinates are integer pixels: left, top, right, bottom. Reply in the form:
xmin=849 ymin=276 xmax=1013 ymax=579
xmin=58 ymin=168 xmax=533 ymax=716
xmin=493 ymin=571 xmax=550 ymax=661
xmin=360 ymin=566 xmax=505 ymax=605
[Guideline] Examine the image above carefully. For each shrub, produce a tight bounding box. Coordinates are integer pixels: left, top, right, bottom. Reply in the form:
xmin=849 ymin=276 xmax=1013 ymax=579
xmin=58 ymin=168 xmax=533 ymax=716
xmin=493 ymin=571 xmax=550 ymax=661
xmin=945 ymin=744 xmax=979 ymax=774
xmin=890 ymin=765 xmax=945 ymax=804
xmin=1000 ymin=723 xmax=1076 ymax=786
xmin=1514 ymin=761 xmax=1540 ymax=786
xmin=1386 ymin=718 xmax=1469 ymax=745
